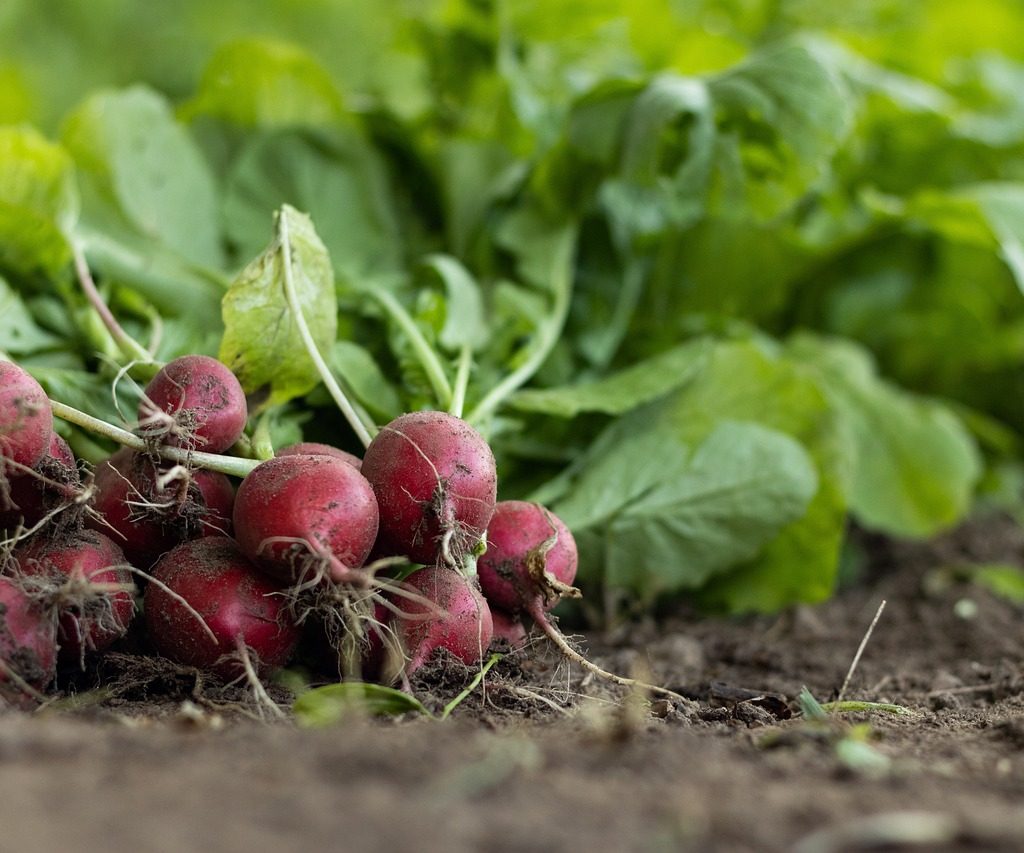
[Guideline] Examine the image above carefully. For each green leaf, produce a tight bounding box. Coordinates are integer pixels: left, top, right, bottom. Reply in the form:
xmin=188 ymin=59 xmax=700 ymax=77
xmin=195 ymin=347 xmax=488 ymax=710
xmin=182 ymin=38 xmax=344 ymax=128
xmin=293 ymin=682 xmax=428 ymax=726
xmin=223 ymin=129 xmax=402 ymax=284
xmin=220 ymin=205 xmax=337 ymax=407
xmin=788 ymin=334 xmax=982 ymax=538
xmin=0 ymin=125 xmax=78 ymax=279
xmin=635 ymin=341 xmax=847 ymax=613
xmin=330 ymin=340 xmax=402 ymax=422
xmin=0 ymin=276 xmax=59 ymax=354
xmin=62 ymin=86 xmax=222 ymax=269
xmin=706 ymin=38 xmax=853 ymax=219
xmin=969 ymin=563 xmax=1024 ymax=604
xmin=420 ymin=254 xmax=488 ymax=353
xmin=559 ymin=421 xmax=817 ymax=598
xmin=510 ymin=339 xmax=710 ymax=417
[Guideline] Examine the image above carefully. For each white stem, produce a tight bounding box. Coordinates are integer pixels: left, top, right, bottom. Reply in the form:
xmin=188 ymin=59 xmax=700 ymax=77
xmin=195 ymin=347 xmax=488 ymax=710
xmin=277 ymin=212 xmax=376 ymax=448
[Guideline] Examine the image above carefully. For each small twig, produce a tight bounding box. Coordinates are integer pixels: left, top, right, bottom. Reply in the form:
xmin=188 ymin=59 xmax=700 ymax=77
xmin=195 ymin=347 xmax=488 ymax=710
xmin=836 ymin=599 xmax=886 ymax=705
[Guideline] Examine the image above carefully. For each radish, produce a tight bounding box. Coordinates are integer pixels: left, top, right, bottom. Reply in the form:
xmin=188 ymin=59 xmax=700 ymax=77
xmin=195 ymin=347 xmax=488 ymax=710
xmin=88 ymin=447 xmax=234 ymax=569
xmin=0 ymin=575 xmax=57 ymax=701
xmin=361 ymin=411 xmax=497 ymax=566
xmin=374 ymin=564 xmax=493 ymax=683
xmin=0 ymin=361 xmax=53 ymax=470
xmin=477 ymin=501 xmax=580 ymax=617
xmin=145 ymin=536 xmax=300 ymax=679
xmin=233 ymin=454 xmax=379 ymax=586
xmin=0 ymin=434 xmax=81 ymax=532
xmin=277 ymin=442 xmax=362 ymax=470
xmin=139 ymin=354 xmax=247 ymax=452
xmin=15 ymin=530 xmax=135 ymax=662
xmin=477 ymin=501 xmax=688 ymax=703
xmin=489 ymin=608 xmax=528 ymax=649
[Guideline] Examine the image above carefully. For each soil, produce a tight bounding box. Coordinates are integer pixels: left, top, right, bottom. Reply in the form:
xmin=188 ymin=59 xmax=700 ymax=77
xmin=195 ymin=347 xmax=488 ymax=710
xmin=3 ymin=515 xmax=1024 ymax=852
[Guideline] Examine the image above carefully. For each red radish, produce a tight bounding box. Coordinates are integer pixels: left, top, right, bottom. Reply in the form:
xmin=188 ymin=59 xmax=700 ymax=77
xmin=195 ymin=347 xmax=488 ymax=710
xmin=490 ymin=608 xmax=528 ymax=649
xmin=146 ymin=537 xmax=300 ymax=679
xmin=277 ymin=442 xmax=362 ymax=470
xmin=477 ymin=501 xmax=579 ymax=617
xmin=0 ymin=361 xmax=52 ymax=469
xmin=233 ymin=454 xmax=378 ymax=586
xmin=139 ymin=354 xmax=247 ymax=452
xmin=0 ymin=576 xmax=57 ymax=701
xmin=476 ymin=501 xmax=687 ymax=703
xmin=361 ymin=411 xmax=497 ymax=566
xmin=88 ymin=448 xmax=234 ymax=569
xmin=376 ymin=564 xmax=493 ymax=682
xmin=0 ymin=434 xmax=80 ymax=531
xmin=15 ymin=530 xmax=135 ymax=662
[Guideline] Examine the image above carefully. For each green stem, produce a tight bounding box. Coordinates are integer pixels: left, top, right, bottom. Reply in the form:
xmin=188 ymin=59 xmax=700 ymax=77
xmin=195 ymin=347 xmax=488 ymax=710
xmin=73 ymin=243 xmax=160 ymax=368
xmin=370 ymin=289 xmax=453 ymax=409
xmin=466 ymin=224 xmax=577 ymax=427
xmin=439 ymin=654 xmax=501 ymax=720
xmin=50 ymin=400 xmax=259 ymax=478
xmin=277 ymin=212 xmax=376 ymax=448
xmin=820 ymin=701 xmax=915 ymax=716
xmin=449 ymin=345 xmax=472 ymax=419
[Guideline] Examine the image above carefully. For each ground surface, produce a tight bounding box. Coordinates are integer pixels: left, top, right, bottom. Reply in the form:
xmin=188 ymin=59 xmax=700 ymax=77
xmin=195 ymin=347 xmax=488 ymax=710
xmin=3 ymin=517 xmax=1024 ymax=852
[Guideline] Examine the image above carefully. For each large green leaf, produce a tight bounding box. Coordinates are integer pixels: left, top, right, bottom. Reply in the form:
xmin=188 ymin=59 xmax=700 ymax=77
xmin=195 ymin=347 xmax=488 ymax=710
xmin=222 ymin=129 xmax=402 ymax=285
xmin=0 ymin=276 xmax=59 ymax=354
xmin=510 ymin=339 xmax=709 ymax=417
xmin=182 ymin=38 xmax=344 ymax=128
xmin=788 ymin=334 xmax=982 ymax=538
xmin=220 ymin=205 xmax=337 ymax=408
xmin=0 ymin=125 xmax=78 ymax=279
xmin=62 ymin=86 xmax=222 ymax=269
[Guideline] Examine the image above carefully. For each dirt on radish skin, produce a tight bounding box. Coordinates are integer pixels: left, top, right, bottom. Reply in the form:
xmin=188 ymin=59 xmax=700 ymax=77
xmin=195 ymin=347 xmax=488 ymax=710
xmin=477 ymin=501 xmax=579 ymax=616
xmin=139 ymin=354 xmax=248 ymax=453
xmin=233 ymin=454 xmax=378 ymax=586
xmin=276 ymin=442 xmax=362 ymax=470
xmin=14 ymin=530 xmax=135 ymax=663
xmin=145 ymin=536 xmax=300 ymax=680
xmin=0 ymin=361 xmax=53 ymax=470
xmin=88 ymin=448 xmax=235 ymax=569
xmin=0 ymin=576 xmax=57 ymax=702
xmin=361 ymin=411 xmax=497 ymax=566
xmin=375 ymin=565 xmax=493 ymax=683
xmin=0 ymin=434 xmax=81 ymax=532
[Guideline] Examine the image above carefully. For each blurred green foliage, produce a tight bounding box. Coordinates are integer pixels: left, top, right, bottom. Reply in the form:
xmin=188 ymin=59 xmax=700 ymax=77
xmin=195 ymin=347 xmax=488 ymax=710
xmin=3 ymin=0 xmax=1024 ymax=616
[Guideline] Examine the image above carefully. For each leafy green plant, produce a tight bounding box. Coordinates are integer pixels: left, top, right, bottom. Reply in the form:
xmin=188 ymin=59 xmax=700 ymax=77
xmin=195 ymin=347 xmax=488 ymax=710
xmin=1 ymin=1 xmax=1022 ymax=617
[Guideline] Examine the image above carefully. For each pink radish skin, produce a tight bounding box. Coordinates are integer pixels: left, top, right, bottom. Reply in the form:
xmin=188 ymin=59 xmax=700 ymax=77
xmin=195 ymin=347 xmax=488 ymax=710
xmin=140 ymin=354 xmax=247 ymax=452
xmin=381 ymin=565 xmax=493 ymax=681
xmin=0 ymin=576 xmax=58 ymax=700
xmin=277 ymin=442 xmax=362 ymax=470
xmin=477 ymin=501 xmax=579 ymax=617
xmin=233 ymin=454 xmax=379 ymax=585
xmin=88 ymin=448 xmax=235 ymax=569
xmin=361 ymin=411 xmax=497 ymax=565
xmin=0 ymin=361 xmax=53 ymax=469
xmin=490 ymin=608 xmax=528 ymax=649
xmin=0 ymin=434 xmax=80 ymax=531
xmin=16 ymin=531 xmax=135 ymax=662
xmin=146 ymin=537 xmax=300 ymax=679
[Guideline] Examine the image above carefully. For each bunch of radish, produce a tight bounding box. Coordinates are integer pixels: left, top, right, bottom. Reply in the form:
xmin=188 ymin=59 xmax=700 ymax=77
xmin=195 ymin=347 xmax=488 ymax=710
xmin=0 ymin=353 xmax=596 ymax=706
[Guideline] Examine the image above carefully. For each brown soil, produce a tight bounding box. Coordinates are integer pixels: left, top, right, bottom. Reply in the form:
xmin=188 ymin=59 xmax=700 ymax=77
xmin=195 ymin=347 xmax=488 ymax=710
xmin=3 ymin=515 xmax=1024 ymax=852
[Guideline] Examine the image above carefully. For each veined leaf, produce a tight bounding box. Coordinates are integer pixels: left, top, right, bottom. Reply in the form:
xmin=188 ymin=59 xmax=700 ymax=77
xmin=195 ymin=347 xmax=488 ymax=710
xmin=62 ymin=86 xmax=222 ymax=269
xmin=0 ymin=276 xmax=59 ymax=354
xmin=0 ymin=125 xmax=78 ymax=279
xmin=220 ymin=205 xmax=337 ymax=408
xmin=511 ymin=339 xmax=709 ymax=417
xmin=788 ymin=333 xmax=982 ymax=538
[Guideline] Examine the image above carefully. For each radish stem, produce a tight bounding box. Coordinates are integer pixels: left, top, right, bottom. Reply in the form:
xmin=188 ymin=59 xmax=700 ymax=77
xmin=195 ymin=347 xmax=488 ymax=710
xmin=277 ymin=212 xmax=376 ymax=447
